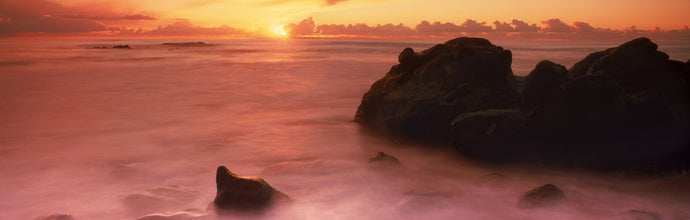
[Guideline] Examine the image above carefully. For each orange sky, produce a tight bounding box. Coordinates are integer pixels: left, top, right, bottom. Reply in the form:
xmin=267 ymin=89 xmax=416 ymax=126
xmin=1 ymin=0 xmax=688 ymax=38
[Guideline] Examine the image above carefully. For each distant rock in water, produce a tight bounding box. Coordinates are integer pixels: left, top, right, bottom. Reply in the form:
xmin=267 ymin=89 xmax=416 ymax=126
xmin=517 ymin=184 xmax=565 ymax=208
xmin=214 ymin=166 xmax=287 ymax=212
xmin=355 ymin=37 xmax=520 ymax=142
xmin=356 ymin=37 xmax=689 ymax=170
xmin=113 ymin=45 xmax=131 ymax=49
xmin=369 ymin=152 xmax=400 ymax=164
xmin=34 ymin=214 xmax=74 ymax=220
xmin=162 ymin=42 xmax=209 ymax=46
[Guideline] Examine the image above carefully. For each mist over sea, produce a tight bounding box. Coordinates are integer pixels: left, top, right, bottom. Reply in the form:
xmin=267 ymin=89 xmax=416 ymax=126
xmin=1 ymin=39 xmax=689 ymax=219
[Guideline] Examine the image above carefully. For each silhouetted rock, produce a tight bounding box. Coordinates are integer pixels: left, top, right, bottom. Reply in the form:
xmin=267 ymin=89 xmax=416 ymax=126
xmin=214 ymin=166 xmax=287 ymax=212
xmin=450 ymin=109 xmax=524 ymax=160
xmin=34 ymin=214 xmax=74 ymax=220
xmin=113 ymin=45 xmax=131 ymax=49
xmin=356 ymin=37 xmax=689 ymax=170
xmin=619 ymin=209 xmax=663 ymax=220
xmin=517 ymin=184 xmax=565 ymax=208
xmin=369 ymin=152 xmax=401 ymax=164
xmin=355 ymin=37 xmax=520 ymax=141
xmin=522 ymin=60 xmax=568 ymax=111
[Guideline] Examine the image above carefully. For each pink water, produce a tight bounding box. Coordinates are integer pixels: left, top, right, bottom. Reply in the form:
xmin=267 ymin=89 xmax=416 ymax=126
xmin=1 ymin=39 xmax=689 ymax=220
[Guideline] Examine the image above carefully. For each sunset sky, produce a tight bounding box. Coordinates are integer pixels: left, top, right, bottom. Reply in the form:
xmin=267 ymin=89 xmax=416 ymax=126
xmin=1 ymin=0 xmax=688 ymax=38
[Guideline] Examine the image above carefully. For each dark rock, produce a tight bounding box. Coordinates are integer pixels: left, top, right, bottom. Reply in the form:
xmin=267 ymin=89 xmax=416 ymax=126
xmin=34 ymin=214 xmax=74 ymax=220
xmin=449 ymin=109 xmax=525 ymax=161
xmin=356 ymin=36 xmax=689 ymax=170
xmin=213 ymin=166 xmax=287 ymax=211
xmin=522 ymin=60 xmax=568 ymax=111
xmin=517 ymin=184 xmax=565 ymax=208
xmin=113 ymin=45 xmax=131 ymax=49
xmin=619 ymin=209 xmax=663 ymax=220
xmin=368 ymin=152 xmax=401 ymax=164
xmin=355 ymin=37 xmax=520 ymax=142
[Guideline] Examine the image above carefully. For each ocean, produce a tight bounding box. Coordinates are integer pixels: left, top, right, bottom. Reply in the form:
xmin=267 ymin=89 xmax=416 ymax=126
xmin=1 ymin=38 xmax=689 ymax=219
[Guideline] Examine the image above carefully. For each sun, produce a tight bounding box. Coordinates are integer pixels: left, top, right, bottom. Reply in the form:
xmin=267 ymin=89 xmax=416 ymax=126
xmin=270 ymin=24 xmax=287 ymax=37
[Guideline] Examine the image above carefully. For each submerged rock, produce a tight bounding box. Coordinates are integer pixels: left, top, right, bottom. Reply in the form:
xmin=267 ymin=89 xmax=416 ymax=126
xmin=369 ymin=152 xmax=401 ymax=164
xmin=34 ymin=214 xmax=74 ymax=220
xmin=356 ymin=36 xmax=689 ymax=170
xmin=214 ymin=166 xmax=287 ymax=212
xmin=355 ymin=37 xmax=520 ymax=142
xmin=517 ymin=184 xmax=565 ymax=208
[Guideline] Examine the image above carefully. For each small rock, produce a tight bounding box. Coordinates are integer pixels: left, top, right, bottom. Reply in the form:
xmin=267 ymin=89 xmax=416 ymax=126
xmin=517 ymin=184 xmax=565 ymax=208
xmin=214 ymin=166 xmax=287 ymax=212
xmin=34 ymin=214 xmax=74 ymax=220
xmin=368 ymin=152 xmax=400 ymax=164
xmin=619 ymin=209 xmax=663 ymax=220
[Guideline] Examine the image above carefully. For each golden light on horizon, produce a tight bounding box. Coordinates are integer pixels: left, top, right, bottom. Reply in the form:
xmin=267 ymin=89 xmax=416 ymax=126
xmin=271 ymin=24 xmax=288 ymax=37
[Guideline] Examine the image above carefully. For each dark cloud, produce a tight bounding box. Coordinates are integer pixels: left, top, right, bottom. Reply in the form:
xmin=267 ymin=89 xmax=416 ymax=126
xmin=0 ymin=0 xmax=106 ymax=35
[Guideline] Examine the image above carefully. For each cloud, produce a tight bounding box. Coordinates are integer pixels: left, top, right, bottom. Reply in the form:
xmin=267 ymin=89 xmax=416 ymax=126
xmin=0 ymin=0 xmax=107 ymax=35
xmin=415 ymin=20 xmax=462 ymax=35
xmin=511 ymin=19 xmax=541 ymax=32
xmin=109 ymin=20 xmax=245 ymax=37
xmin=460 ymin=19 xmax=492 ymax=32
xmin=61 ymin=14 xmax=157 ymax=21
xmin=285 ymin=17 xmax=316 ymax=36
xmin=541 ymin=18 xmax=572 ymax=33
xmin=317 ymin=23 xmax=414 ymax=36
xmin=493 ymin=21 xmax=513 ymax=32
xmin=285 ymin=17 xmax=690 ymax=41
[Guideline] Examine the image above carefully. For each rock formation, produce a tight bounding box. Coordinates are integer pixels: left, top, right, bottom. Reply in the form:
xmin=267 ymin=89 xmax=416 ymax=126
xmin=355 ymin=37 xmax=520 ymax=142
xmin=356 ymin=37 xmax=689 ymax=170
xmin=213 ymin=166 xmax=287 ymax=212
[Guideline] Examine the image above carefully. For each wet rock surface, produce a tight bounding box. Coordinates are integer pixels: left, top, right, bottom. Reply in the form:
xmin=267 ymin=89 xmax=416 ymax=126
xmin=517 ymin=184 xmax=565 ymax=208
xmin=355 ymin=37 xmax=520 ymax=142
xmin=357 ymin=37 xmax=690 ymax=170
xmin=213 ymin=166 xmax=287 ymax=212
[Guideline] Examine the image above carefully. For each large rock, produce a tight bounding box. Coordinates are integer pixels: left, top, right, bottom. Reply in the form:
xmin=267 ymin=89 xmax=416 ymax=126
xmin=355 ymin=37 xmax=520 ymax=141
xmin=357 ymin=37 xmax=689 ymax=170
xmin=213 ymin=166 xmax=287 ymax=211
xmin=521 ymin=60 xmax=568 ymax=111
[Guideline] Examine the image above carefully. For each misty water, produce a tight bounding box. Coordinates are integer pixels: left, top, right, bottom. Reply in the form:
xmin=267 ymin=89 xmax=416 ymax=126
xmin=1 ymin=38 xmax=689 ymax=220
